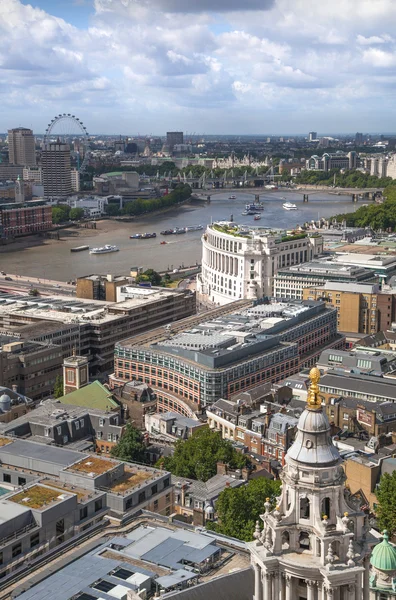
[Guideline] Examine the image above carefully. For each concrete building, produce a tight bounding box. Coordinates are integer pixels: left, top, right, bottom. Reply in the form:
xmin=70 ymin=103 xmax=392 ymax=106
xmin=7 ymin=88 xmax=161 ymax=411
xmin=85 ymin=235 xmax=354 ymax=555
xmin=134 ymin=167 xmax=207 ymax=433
xmin=0 ymin=204 xmax=53 ymax=238
xmin=0 ymin=438 xmax=172 ymax=579
xmin=7 ymin=128 xmax=36 ymax=166
xmin=76 ymin=274 xmax=129 ymax=302
xmin=71 ymin=168 xmax=80 ymax=192
xmin=0 ymin=165 xmax=23 ymax=180
xmin=14 ymin=524 xmax=244 ymax=600
xmin=0 ymin=288 xmax=196 ymax=374
xmin=0 ymin=385 xmax=33 ymax=423
xmin=22 ymin=166 xmax=42 ymax=184
xmin=167 ymin=131 xmax=184 ymax=150
xmin=0 ymin=336 xmax=63 ymax=400
xmin=67 ymin=196 xmax=108 ymax=218
xmin=303 ymin=282 xmax=395 ymax=334
xmin=308 ymin=131 xmax=317 ymax=142
xmin=306 ymin=151 xmax=357 ymax=171
xmin=42 ymin=142 xmax=72 ymax=198
xmin=329 ymin=253 xmax=396 ymax=282
xmin=197 ymin=222 xmax=323 ymax=305
xmin=110 ymin=299 xmax=343 ymax=416
xmin=274 ymin=262 xmax=375 ymax=300
xmin=249 ymin=368 xmax=371 ymax=600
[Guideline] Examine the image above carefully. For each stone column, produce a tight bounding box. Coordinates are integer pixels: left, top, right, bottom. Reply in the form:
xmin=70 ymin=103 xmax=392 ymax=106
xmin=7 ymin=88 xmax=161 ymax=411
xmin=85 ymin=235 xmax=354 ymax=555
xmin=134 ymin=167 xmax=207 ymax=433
xmin=320 ymin=583 xmax=326 ymax=600
xmin=285 ymin=574 xmax=293 ymax=600
xmin=363 ymin=556 xmax=370 ymax=600
xmin=346 ymin=583 xmax=355 ymax=600
xmin=273 ymin=572 xmax=280 ymax=599
xmin=254 ymin=564 xmax=263 ymax=600
xmin=264 ymin=572 xmax=272 ymax=600
xmin=306 ymin=579 xmax=316 ymax=600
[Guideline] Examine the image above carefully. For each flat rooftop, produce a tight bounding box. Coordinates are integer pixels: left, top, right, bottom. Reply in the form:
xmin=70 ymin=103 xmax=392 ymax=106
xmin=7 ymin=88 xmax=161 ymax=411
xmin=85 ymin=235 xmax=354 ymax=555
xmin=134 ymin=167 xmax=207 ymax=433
xmin=0 ymin=288 xmax=189 ymax=326
xmin=108 ymin=467 xmax=152 ymax=494
xmin=9 ymin=485 xmax=72 ymax=510
xmin=277 ymin=261 xmax=371 ymax=277
xmin=65 ymin=456 xmax=115 ymax=476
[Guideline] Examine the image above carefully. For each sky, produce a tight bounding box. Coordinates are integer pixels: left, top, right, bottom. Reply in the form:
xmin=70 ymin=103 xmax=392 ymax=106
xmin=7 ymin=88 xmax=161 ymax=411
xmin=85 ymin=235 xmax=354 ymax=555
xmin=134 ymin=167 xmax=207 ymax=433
xmin=2 ymin=0 xmax=396 ymax=135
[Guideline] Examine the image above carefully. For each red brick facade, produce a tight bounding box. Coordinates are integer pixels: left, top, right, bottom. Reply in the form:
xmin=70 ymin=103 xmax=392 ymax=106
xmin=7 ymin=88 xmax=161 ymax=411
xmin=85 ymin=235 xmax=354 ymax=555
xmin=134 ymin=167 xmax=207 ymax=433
xmin=0 ymin=205 xmax=52 ymax=238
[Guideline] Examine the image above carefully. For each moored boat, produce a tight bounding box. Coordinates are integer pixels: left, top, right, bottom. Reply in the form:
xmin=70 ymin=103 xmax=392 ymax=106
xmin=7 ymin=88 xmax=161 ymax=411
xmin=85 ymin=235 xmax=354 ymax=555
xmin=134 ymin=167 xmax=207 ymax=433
xmin=70 ymin=245 xmax=89 ymax=252
xmin=160 ymin=229 xmax=174 ymax=235
xmin=130 ymin=233 xmax=143 ymax=239
xmin=185 ymin=225 xmax=204 ymax=232
xmin=283 ymin=202 xmax=297 ymax=211
xmin=89 ymin=244 xmax=119 ymax=254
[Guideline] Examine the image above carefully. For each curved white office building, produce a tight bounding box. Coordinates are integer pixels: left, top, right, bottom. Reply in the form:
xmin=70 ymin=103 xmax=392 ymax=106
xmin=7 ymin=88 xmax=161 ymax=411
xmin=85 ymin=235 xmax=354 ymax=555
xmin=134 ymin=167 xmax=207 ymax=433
xmin=197 ymin=223 xmax=323 ymax=306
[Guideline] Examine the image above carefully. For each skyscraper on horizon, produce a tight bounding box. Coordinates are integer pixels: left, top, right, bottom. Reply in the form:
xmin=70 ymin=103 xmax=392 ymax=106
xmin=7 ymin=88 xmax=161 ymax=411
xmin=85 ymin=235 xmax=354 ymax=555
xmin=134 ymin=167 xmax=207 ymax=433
xmin=42 ymin=141 xmax=72 ymax=198
xmin=7 ymin=127 xmax=36 ymax=166
xmin=166 ymin=131 xmax=184 ymax=150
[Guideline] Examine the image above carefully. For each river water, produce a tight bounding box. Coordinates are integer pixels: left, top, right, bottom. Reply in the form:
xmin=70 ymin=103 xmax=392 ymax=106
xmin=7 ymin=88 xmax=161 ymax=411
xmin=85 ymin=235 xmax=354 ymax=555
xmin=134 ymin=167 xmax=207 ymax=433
xmin=0 ymin=190 xmax=358 ymax=281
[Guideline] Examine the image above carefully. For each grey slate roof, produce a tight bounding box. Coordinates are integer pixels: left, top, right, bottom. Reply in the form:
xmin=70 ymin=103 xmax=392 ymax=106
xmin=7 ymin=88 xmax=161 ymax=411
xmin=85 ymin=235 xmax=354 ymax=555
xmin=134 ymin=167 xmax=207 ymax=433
xmin=163 ymin=568 xmax=254 ymax=600
xmin=320 ymin=371 xmax=396 ymax=401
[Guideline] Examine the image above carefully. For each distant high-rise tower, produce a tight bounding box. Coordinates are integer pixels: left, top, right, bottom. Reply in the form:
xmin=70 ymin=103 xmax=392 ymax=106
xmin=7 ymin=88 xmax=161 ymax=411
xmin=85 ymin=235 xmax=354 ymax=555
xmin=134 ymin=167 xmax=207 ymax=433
xmin=308 ymin=131 xmax=317 ymax=142
xmin=8 ymin=128 xmax=36 ymax=166
xmin=166 ymin=131 xmax=184 ymax=150
xmin=42 ymin=141 xmax=72 ymax=198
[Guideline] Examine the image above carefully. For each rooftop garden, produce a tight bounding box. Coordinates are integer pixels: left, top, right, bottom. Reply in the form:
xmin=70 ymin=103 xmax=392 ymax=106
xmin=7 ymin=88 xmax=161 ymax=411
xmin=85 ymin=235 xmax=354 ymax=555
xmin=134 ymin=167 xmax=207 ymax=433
xmin=10 ymin=485 xmax=66 ymax=509
xmin=66 ymin=456 xmax=114 ymax=476
xmin=0 ymin=437 xmax=12 ymax=447
xmin=280 ymin=233 xmax=308 ymax=243
xmin=109 ymin=468 xmax=152 ymax=493
xmin=211 ymin=224 xmax=251 ymax=238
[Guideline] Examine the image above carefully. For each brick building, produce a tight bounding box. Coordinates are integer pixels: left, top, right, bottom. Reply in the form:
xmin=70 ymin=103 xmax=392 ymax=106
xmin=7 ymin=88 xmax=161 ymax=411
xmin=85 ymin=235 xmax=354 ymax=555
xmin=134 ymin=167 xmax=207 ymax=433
xmin=303 ymin=282 xmax=396 ymax=334
xmin=0 ymin=204 xmax=52 ymax=238
xmin=110 ymin=299 xmax=343 ymax=417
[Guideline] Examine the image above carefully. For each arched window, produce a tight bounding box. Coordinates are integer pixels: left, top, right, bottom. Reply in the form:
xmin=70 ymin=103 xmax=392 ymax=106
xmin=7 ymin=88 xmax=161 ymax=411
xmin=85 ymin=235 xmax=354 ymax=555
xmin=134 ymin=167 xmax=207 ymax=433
xmin=300 ymin=497 xmax=310 ymax=519
xmin=321 ymin=497 xmax=331 ymax=519
xmin=299 ymin=531 xmax=310 ymax=550
xmin=282 ymin=531 xmax=290 ymax=550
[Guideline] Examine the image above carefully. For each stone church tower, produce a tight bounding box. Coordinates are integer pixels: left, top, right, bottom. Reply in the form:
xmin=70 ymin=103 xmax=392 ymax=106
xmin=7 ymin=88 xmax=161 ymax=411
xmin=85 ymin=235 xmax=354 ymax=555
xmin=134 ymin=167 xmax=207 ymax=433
xmin=249 ymin=367 xmax=373 ymax=600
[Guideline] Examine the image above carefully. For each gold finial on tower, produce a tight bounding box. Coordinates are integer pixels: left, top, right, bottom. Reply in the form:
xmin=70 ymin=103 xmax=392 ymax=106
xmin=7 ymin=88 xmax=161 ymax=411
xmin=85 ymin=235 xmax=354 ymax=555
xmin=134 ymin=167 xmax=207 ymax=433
xmin=307 ymin=366 xmax=322 ymax=410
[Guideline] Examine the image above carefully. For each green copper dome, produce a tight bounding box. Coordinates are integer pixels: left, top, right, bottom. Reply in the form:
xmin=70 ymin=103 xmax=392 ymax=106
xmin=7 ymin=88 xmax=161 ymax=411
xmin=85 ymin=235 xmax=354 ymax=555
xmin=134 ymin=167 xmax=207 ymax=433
xmin=371 ymin=531 xmax=396 ymax=572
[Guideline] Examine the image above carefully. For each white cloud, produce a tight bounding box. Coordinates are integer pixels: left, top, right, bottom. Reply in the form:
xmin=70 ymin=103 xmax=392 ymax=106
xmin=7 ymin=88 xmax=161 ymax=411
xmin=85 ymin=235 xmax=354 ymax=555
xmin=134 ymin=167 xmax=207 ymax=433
xmin=3 ymin=0 xmax=396 ymax=132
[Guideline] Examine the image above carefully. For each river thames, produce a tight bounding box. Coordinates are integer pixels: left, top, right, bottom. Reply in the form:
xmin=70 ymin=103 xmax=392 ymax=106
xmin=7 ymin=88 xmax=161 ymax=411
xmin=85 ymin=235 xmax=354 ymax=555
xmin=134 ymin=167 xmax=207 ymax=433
xmin=0 ymin=190 xmax=359 ymax=281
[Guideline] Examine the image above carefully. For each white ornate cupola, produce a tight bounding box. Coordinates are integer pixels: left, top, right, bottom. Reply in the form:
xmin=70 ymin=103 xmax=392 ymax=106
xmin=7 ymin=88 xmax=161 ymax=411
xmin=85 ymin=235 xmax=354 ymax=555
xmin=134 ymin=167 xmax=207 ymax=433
xmin=249 ymin=367 xmax=372 ymax=600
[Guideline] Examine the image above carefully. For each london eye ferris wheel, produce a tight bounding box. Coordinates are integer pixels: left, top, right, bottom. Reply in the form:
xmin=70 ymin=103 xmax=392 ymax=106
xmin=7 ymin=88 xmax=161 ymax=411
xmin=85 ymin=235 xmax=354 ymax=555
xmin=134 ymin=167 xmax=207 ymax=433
xmin=44 ymin=113 xmax=91 ymax=173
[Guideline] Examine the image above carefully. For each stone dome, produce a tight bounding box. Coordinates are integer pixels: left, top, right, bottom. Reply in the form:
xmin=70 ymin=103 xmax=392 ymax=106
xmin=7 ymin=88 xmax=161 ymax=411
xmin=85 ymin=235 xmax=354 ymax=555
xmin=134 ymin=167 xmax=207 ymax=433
xmin=286 ymin=406 xmax=341 ymax=466
xmin=371 ymin=531 xmax=396 ymax=572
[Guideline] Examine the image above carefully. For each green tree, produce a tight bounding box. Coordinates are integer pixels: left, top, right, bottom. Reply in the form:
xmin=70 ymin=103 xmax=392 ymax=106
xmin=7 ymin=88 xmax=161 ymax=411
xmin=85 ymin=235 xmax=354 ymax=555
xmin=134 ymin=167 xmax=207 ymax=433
xmin=29 ymin=288 xmax=40 ymax=297
xmin=110 ymin=423 xmax=146 ymax=462
xmin=69 ymin=207 xmax=85 ymax=220
xmin=105 ymin=204 xmax=121 ymax=216
xmin=161 ymin=428 xmax=249 ymax=482
xmin=376 ymin=471 xmax=396 ymax=536
xmin=136 ymin=269 xmax=162 ymax=286
xmin=205 ymin=477 xmax=281 ymax=541
xmin=52 ymin=204 xmax=71 ymax=224
xmin=53 ymin=375 xmax=64 ymax=399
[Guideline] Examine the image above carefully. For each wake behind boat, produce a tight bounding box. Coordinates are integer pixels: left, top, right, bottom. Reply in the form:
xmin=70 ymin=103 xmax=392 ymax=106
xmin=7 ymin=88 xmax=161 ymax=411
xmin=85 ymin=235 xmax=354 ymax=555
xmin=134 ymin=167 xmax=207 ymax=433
xmin=90 ymin=244 xmax=119 ymax=254
xmin=283 ymin=202 xmax=297 ymax=211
